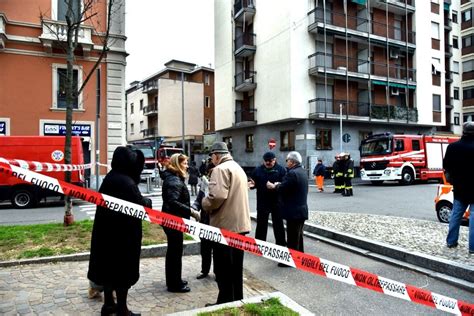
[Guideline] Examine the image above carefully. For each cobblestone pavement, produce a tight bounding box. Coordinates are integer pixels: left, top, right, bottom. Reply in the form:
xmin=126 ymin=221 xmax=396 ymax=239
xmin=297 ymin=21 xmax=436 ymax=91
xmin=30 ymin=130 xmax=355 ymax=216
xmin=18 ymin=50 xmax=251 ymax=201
xmin=308 ymin=212 xmax=473 ymax=266
xmin=0 ymin=256 xmax=274 ymax=315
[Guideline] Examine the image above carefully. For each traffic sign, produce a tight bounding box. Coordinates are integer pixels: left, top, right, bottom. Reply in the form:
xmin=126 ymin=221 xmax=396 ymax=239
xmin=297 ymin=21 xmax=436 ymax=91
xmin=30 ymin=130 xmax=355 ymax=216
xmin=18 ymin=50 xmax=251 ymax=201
xmin=268 ymin=138 xmax=276 ymax=149
xmin=342 ymin=133 xmax=351 ymax=143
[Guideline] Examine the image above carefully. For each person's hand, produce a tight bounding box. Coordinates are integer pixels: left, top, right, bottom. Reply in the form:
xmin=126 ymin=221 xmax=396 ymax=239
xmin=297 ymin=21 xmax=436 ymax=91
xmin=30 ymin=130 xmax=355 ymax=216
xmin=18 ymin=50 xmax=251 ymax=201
xmin=190 ymin=209 xmax=201 ymax=222
xmin=248 ymin=179 xmax=255 ymax=189
xmin=266 ymin=181 xmax=276 ymax=189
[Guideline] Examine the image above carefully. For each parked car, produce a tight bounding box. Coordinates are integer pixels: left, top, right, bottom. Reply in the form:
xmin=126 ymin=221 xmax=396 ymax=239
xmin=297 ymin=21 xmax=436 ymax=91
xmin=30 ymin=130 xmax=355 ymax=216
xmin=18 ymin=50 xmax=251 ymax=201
xmin=434 ymin=184 xmax=470 ymax=224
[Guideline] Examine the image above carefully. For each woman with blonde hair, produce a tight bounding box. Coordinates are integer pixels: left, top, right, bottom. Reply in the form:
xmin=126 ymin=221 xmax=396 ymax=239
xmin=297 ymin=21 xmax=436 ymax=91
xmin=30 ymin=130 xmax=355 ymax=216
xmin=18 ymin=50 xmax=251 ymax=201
xmin=161 ymin=153 xmax=200 ymax=293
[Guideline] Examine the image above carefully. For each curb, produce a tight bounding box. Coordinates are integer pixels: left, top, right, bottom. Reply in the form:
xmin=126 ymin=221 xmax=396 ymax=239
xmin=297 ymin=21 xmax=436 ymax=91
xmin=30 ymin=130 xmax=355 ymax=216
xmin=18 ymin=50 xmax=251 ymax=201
xmin=0 ymin=240 xmax=200 ymax=268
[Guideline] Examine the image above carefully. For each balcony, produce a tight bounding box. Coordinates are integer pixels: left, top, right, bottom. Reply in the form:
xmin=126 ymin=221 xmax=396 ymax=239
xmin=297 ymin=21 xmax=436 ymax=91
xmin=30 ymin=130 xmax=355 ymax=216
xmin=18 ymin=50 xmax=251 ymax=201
xmin=143 ymin=103 xmax=158 ymax=116
xmin=308 ymin=52 xmax=416 ymax=84
xmin=39 ymin=19 xmax=93 ymax=54
xmin=445 ymin=71 xmax=453 ymax=83
xmin=0 ymin=14 xmax=6 ymax=49
xmin=234 ymin=0 xmax=256 ymax=22
xmin=308 ymin=7 xmax=416 ymax=48
xmin=142 ymin=80 xmax=158 ymax=94
xmin=371 ymin=0 xmax=416 ymax=14
xmin=309 ymin=98 xmax=418 ymax=123
xmin=142 ymin=127 xmax=158 ymax=138
xmin=235 ymin=107 xmax=257 ymax=125
xmin=444 ymin=44 xmax=453 ymax=57
xmin=234 ymin=71 xmax=257 ymax=92
xmin=444 ymin=17 xmax=452 ymax=30
xmin=234 ymin=33 xmax=256 ymax=58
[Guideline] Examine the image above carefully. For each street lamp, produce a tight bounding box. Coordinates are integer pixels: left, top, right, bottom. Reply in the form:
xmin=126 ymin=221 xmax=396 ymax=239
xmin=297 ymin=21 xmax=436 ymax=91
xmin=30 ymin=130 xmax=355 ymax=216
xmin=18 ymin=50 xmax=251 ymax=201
xmin=181 ymin=71 xmax=185 ymax=153
xmin=339 ymin=103 xmax=343 ymax=153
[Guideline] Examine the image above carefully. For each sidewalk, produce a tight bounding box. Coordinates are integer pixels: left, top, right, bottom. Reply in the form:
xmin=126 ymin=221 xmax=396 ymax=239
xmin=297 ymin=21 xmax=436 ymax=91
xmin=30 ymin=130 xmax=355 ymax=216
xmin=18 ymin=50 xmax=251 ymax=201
xmin=0 ymin=256 xmax=274 ymax=315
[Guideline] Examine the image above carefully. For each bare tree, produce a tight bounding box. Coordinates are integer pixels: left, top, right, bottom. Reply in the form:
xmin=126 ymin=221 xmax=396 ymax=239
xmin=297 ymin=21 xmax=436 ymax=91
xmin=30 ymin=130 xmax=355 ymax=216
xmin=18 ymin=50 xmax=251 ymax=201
xmin=40 ymin=0 xmax=120 ymax=225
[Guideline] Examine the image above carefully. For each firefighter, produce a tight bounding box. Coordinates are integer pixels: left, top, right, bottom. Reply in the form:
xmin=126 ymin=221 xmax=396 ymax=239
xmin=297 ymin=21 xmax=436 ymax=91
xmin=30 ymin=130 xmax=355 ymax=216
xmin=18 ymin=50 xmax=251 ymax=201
xmin=332 ymin=154 xmax=344 ymax=193
xmin=341 ymin=152 xmax=354 ymax=197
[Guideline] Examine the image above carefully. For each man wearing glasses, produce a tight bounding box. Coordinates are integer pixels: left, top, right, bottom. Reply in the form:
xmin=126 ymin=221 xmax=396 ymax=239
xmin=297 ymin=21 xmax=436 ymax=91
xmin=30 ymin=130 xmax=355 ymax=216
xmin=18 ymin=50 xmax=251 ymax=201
xmin=248 ymin=152 xmax=287 ymax=251
xmin=267 ymin=151 xmax=308 ymax=255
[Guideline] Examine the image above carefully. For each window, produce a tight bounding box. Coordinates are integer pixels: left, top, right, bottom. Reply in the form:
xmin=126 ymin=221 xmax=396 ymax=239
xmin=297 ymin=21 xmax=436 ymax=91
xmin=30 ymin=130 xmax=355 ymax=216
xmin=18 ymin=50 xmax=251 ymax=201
xmin=463 ymin=60 xmax=474 ymax=73
xmin=140 ymin=99 xmax=143 ymax=110
xmin=463 ymin=35 xmax=473 ymax=48
xmin=463 ymin=87 xmax=474 ymax=100
xmin=454 ymin=112 xmax=460 ymax=126
xmin=280 ymin=130 xmax=295 ymax=151
xmin=359 ymin=131 xmax=372 ymax=142
xmin=452 ymin=11 xmax=458 ymax=23
xmin=394 ymin=139 xmax=404 ymax=152
xmin=453 ymin=36 xmax=458 ymax=49
xmin=431 ymin=22 xmax=439 ymax=40
xmin=205 ymin=96 xmax=210 ymax=108
xmin=205 ymin=73 xmax=210 ymax=85
xmin=53 ymin=64 xmax=82 ymax=109
xmin=433 ymin=94 xmax=441 ymax=111
xmin=454 ymin=87 xmax=460 ymax=100
xmin=245 ymin=134 xmax=254 ymax=152
xmin=316 ymin=129 xmax=332 ymax=150
xmin=57 ymin=0 xmax=80 ymax=23
xmin=223 ymin=136 xmax=233 ymax=151
xmin=130 ymin=103 xmax=134 ymax=114
xmin=462 ymin=9 xmax=472 ymax=22
xmin=412 ymin=140 xmax=420 ymax=151
xmin=453 ymin=61 xmax=459 ymax=74
xmin=130 ymin=123 xmax=134 ymax=135
xmin=205 ymin=119 xmax=210 ymax=130
xmin=139 ymin=120 xmax=144 ymax=131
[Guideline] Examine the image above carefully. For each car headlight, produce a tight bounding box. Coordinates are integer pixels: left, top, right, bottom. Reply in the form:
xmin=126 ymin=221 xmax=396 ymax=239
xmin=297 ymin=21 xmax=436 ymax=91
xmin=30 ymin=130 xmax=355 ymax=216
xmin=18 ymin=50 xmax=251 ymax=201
xmin=360 ymin=170 xmax=365 ymax=176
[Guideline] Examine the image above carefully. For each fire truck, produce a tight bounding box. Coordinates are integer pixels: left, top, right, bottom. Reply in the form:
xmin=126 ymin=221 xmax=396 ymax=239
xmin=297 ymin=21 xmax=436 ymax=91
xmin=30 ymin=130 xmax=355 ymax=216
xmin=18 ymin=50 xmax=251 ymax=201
xmin=359 ymin=133 xmax=459 ymax=185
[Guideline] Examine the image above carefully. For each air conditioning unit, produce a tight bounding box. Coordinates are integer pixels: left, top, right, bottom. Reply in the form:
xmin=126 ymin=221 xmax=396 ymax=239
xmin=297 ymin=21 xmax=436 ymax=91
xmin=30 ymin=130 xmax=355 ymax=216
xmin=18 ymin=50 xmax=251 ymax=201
xmin=390 ymin=87 xmax=399 ymax=96
xmin=389 ymin=48 xmax=399 ymax=59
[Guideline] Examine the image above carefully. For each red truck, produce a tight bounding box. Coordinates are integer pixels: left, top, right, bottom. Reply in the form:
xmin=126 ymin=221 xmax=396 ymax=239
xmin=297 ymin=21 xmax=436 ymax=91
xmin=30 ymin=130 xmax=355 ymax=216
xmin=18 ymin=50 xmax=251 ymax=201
xmin=360 ymin=133 xmax=459 ymax=185
xmin=0 ymin=136 xmax=85 ymax=208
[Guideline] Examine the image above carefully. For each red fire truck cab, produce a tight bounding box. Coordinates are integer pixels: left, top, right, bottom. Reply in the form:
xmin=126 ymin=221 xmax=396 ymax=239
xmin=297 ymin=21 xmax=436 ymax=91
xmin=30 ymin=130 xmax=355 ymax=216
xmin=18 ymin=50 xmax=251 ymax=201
xmin=0 ymin=136 xmax=85 ymax=208
xmin=360 ymin=133 xmax=459 ymax=185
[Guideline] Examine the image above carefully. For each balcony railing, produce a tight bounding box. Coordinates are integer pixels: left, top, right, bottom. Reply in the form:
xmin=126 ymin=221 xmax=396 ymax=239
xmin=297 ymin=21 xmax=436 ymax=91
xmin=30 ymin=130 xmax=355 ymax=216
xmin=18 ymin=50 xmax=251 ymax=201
xmin=235 ymin=108 xmax=257 ymax=124
xmin=143 ymin=103 xmax=158 ymax=116
xmin=142 ymin=80 xmax=158 ymax=94
xmin=39 ymin=19 xmax=93 ymax=52
xmin=0 ymin=14 xmax=5 ymax=49
xmin=309 ymin=98 xmax=417 ymax=122
xmin=308 ymin=8 xmax=415 ymax=45
xmin=308 ymin=52 xmax=416 ymax=82
xmin=234 ymin=32 xmax=256 ymax=57
xmin=234 ymin=0 xmax=256 ymax=21
xmin=142 ymin=127 xmax=158 ymax=138
xmin=234 ymin=71 xmax=257 ymax=92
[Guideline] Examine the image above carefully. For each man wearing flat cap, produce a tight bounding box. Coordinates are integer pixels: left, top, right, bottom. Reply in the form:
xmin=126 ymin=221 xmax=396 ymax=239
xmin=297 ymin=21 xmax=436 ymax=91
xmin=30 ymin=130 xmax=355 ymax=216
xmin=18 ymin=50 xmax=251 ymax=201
xmin=202 ymin=142 xmax=251 ymax=305
xmin=443 ymin=122 xmax=474 ymax=254
xmin=248 ymin=152 xmax=286 ymax=250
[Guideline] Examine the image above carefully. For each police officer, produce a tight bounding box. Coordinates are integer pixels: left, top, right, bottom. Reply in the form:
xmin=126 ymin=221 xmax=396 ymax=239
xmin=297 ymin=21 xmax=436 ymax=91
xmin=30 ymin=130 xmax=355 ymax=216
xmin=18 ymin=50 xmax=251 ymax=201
xmin=332 ymin=154 xmax=344 ymax=193
xmin=341 ymin=152 xmax=354 ymax=197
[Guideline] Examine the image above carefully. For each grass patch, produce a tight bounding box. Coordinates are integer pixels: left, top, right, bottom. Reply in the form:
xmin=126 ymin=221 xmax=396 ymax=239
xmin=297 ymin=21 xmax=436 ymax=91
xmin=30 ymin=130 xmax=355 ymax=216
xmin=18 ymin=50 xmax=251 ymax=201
xmin=0 ymin=220 xmax=168 ymax=261
xmin=198 ymin=297 xmax=299 ymax=316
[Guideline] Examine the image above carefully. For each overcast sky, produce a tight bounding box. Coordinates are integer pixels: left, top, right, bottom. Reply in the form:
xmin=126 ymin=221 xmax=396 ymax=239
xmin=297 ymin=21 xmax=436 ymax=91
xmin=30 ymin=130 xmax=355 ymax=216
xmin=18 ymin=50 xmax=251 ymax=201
xmin=125 ymin=0 xmax=214 ymax=86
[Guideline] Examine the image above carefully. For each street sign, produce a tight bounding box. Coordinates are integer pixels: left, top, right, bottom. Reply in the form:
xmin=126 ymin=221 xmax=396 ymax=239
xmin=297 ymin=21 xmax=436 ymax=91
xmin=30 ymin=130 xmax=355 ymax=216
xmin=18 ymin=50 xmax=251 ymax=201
xmin=342 ymin=133 xmax=351 ymax=143
xmin=268 ymin=138 xmax=276 ymax=149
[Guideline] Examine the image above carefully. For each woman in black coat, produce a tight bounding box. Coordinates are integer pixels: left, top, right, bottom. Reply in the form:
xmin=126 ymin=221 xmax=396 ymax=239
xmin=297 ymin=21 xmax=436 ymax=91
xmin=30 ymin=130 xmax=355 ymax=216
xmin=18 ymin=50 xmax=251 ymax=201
xmin=161 ymin=153 xmax=200 ymax=293
xmin=88 ymin=146 xmax=151 ymax=316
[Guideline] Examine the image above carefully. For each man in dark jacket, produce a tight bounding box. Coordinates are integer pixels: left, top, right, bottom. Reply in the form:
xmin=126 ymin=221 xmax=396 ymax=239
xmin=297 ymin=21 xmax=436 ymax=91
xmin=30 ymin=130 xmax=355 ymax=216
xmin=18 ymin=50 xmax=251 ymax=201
xmin=88 ymin=146 xmax=152 ymax=315
xmin=248 ymin=151 xmax=286 ymax=247
xmin=332 ymin=154 xmax=344 ymax=193
xmin=267 ymin=151 xmax=308 ymax=257
xmin=443 ymin=122 xmax=474 ymax=253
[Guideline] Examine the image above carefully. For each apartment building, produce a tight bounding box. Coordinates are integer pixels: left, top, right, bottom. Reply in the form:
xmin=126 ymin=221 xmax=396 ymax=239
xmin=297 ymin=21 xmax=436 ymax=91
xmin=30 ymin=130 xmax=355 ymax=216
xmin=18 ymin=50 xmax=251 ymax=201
xmin=0 ymin=1 xmax=127 ymax=181
xmin=214 ymin=0 xmax=465 ymax=171
xmin=461 ymin=0 xmax=474 ymax=123
xmin=125 ymin=60 xmax=215 ymax=155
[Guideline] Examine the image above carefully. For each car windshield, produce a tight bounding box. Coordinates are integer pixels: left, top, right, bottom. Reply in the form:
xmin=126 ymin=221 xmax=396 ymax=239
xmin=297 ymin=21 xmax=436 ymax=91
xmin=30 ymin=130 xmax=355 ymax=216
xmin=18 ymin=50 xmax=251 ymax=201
xmin=137 ymin=147 xmax=154 ymax=159
xmin=165 ymin=149 xmax=183 ymax=157
xmin=360 ymin=138 xmax=392 ymax=156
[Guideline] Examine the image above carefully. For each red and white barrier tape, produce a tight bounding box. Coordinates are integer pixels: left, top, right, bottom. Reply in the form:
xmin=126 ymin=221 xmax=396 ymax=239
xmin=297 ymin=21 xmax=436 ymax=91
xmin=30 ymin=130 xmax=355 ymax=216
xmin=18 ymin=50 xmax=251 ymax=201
xmin=0 ymin=158 xmax=92 ymax=172
xmin=0 ymin=160 xmax=472 ymax=315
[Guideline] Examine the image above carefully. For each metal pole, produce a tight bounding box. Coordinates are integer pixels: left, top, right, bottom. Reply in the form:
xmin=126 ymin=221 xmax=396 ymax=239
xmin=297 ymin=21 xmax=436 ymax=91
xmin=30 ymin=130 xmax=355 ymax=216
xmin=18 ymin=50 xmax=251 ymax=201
xmin=95 ymin=67 xmax=101 ymax=190
xmin=181 ymin=72 xmax=185 ymax=151
xmin=340 ymin=103 xmax=343 ymax=153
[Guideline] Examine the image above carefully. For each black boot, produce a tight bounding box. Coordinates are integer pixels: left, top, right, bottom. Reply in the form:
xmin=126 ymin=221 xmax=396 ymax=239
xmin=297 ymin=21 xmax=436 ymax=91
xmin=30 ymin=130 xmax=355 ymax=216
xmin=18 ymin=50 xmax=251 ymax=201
xmin=349 ymin=188 xmax=353 ymax=196
xmin=342 ymin=189 xmax=349 ymax=197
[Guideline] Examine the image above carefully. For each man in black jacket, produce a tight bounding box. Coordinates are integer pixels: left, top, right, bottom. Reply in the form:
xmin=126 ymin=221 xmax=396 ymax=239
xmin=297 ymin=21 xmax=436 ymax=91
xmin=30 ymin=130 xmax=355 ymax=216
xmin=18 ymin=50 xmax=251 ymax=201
xmin=248 ymin=152 xmax=287 ymax=247
xmin=267 ymin=151 xmax=308 ymax=257
xmin=443 ymin=122 xmax=474 ymax=254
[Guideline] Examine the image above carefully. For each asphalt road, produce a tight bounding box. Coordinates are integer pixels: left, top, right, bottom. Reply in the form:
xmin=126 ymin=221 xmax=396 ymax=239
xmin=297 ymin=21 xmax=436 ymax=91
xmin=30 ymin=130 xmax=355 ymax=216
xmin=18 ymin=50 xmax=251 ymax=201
xmin=0 ymin=180 xmax=441 ymax=225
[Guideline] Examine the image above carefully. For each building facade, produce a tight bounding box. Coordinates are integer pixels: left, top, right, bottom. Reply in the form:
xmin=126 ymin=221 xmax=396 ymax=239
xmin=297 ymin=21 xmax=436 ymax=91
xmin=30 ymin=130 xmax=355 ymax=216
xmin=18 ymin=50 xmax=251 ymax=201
xmin=460 ymin=0 xmax=474 ymax=123
xmin=214 ymin=0 xmax=467 ymax=172
xmin=125 ymin=60 xmax=215 ymax=156
xmin=0 ymin=0 xmax=127 ymax=182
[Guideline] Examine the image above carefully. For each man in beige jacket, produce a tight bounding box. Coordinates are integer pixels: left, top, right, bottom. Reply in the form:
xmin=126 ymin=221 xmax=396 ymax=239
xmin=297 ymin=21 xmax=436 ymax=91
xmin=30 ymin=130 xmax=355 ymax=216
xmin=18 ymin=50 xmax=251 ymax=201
xmin=202 ymin=142 xmax=251 ymax=305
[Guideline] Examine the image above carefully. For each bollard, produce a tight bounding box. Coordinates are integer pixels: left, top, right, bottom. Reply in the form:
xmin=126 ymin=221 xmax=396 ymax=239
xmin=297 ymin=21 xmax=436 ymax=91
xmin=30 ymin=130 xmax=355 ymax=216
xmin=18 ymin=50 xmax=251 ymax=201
xmin=146 ymin=176 xmax=152 ymax=193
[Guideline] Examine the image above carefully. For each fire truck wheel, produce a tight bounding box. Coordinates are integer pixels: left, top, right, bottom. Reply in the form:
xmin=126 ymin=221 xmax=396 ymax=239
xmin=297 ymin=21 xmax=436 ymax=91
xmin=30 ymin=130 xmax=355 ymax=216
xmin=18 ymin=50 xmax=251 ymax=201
xmin=436 ymin=201 xmax=452 ymax=223
xmin=400 ymin=168 xmax=414 ymax=185
xmin=11 ymin=189 xmax=37 ymax=209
